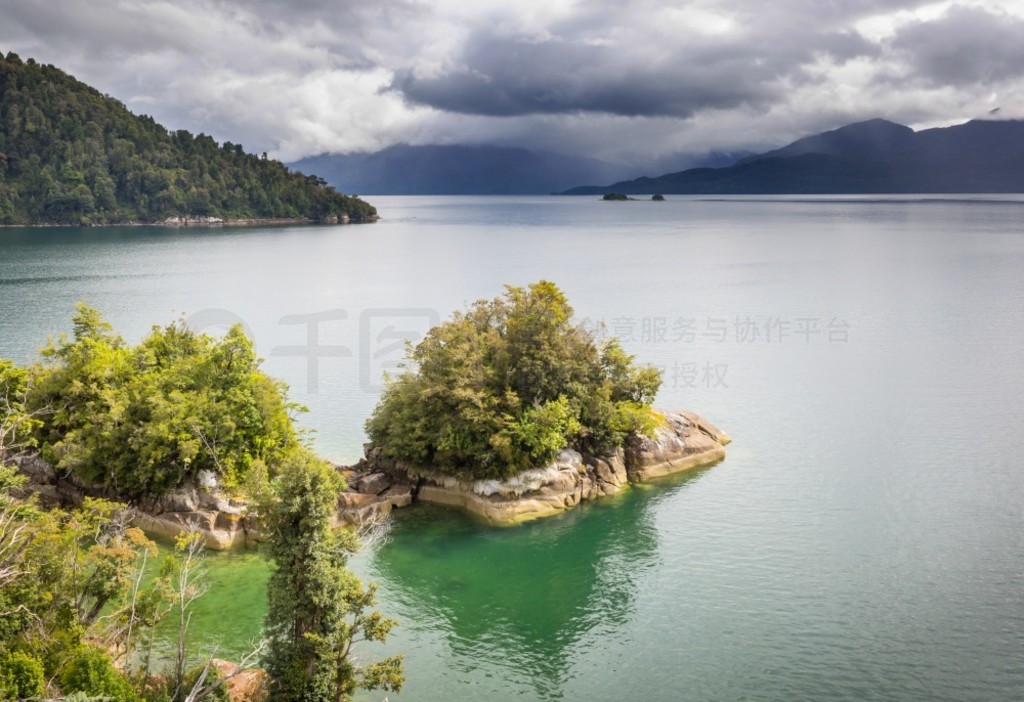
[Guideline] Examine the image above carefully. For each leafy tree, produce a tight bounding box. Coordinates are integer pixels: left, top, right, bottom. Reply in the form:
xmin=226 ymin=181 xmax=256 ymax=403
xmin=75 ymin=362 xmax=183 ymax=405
xmin=0 ymin=52 xmax=376 ymax=225
xmin=59 ymin=644 xmax=140 ymax=702
xmin=261 ymin=448 xmax=403 ymax=702
xmin=0 ymin=464 xmax=252 ymax=702
xmin=0 ymin=648 xmax=46 ymax=699
xmin=24 ymin=303 xmax=300 ymax=496
xmin=0 ymin=358 xmax=44 ymax=461
xmin=0 ymin=467 xmax=171 ymax=701
xmin=0 ymin=308 xmax=408 ymax=701
xmin=366 ymin=281 xmax=664 ymax=479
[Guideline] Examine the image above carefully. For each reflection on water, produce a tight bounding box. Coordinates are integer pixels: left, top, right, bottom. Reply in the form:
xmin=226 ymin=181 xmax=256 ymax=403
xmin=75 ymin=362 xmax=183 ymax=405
xmin=369 ymin=470 xmax=709 ymax=700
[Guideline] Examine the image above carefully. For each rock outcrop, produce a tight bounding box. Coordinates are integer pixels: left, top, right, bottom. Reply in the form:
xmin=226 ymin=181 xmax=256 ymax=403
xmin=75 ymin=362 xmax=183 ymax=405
xmin=209 ymin=659 xmax=268 ymax=702
xmin=344 ymin=410 xmax=730 ymax=525
xmin=8 ymin=409 xmax=729 ymax=542
xmin=6 ymin=454 xmax=262 ymax=550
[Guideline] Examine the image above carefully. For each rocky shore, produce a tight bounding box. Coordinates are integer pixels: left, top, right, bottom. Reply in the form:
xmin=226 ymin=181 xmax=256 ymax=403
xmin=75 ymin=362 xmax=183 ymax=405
xmin=344 ymin=410 xmax=730 ymax=525
xmin=9 ymin=455 xmax=260 ymax=549
xmin=159 ymin=214 xmax=379 ymax=226
xmin=9 ymin=410 xmax=728 ymax=546
xmin=0 ymin=214 xmax=379 ymax=228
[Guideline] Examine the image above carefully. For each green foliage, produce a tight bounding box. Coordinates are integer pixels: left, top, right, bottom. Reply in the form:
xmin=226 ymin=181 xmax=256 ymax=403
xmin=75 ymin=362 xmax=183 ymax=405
xmin=0 ymin=448 xmax=252 ymax=702
xmin=0 ymin=52 xmax=376 ymax=225
xmin=0 ymin=358 xmax=41 ymax=459
xmin=0 ymin=648 xmax=46 ymax=700
xmin=261 ymin=448 xmax=403 ymax=702
xmin=515 ymin=396 xmax=581 ymax=465
xmin=0 ymin=464 xmax=181 ymax=701
xmin=24 ymin=302 xmax=300 ymax=496
xmin=59 ymin=644 xmax=140 ymax=702
xmin=366 ymin=281 xmax=664 ymax=479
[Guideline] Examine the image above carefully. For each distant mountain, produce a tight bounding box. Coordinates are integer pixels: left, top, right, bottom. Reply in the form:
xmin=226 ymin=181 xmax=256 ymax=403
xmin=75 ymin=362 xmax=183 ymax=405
xmin=290 ymin=144 xmax=636 ymax=195
xmin=563 ymin=118 xmax=1024 ymax=194
xmin=0 ymin=52 xmax=375 ymax=225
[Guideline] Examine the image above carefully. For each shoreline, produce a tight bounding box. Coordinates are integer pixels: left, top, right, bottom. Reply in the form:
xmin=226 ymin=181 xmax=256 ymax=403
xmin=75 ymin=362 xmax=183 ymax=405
xmin=339 ymin=410 xmax=731 ymax=528
xmin=0 ymin=214 xmax=379 ymax=228
xmin=10 ymin=410 xmax=729 ymax=547
xmin=412 ymin=443 xmax=726 ymax=526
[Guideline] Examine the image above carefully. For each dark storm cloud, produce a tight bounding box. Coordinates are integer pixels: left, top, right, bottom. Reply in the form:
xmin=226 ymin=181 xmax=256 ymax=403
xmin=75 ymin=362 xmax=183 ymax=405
xmin=390 ymin=33 xmax=773 ymax=117
xmin=0 ymin=0 xmax=398 ymax=70
xmin=1 ymin=0 xmax=1022 ymax=161
xmin=890 ymin=6 xmax=1024 ymax=87
xmin=390 ymin=27 xmax=875 ymax=118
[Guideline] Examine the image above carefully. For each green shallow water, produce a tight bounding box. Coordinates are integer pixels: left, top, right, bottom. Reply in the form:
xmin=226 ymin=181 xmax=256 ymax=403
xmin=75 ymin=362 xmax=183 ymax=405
xmin=143 ymin=543 xmax=269 ymax=662
xmin=151 ymin=468 xmax=713 ymax=701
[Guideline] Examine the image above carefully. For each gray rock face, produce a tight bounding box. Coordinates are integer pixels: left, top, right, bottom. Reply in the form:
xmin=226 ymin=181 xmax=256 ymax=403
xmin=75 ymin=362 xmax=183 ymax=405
xmin=336 ymin=491 xmax=393 ymax=526
xmin=9 ymin=454 xmax=56 ymax=484
xmin=10 ymin=408 xmax=729 ymax=546
xmin=160 ymin=488 xmax=199 ymax=514
xmin=349 ymin=409 xmax=730 ymax=525
xmin=357 ymin=472 xmax=392 ymax=495
xmin=9 ymin=458 xmax=258 ymax=550
xmin=624 ymin=411 xmax=730 ymax=482
xmin=383 ymin=483 xmax=414 ymax=508
xmin=135 ymin=509 xmax=247 ymax=550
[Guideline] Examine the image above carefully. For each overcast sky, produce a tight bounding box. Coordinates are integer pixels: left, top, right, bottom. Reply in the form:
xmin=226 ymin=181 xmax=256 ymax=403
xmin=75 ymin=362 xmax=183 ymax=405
xmin=2 ymin=0 xmax=1023 ymax=164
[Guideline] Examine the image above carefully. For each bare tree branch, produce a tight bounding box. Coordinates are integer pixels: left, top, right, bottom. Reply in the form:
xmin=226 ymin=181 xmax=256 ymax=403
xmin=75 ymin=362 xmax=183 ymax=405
xmin=183 ymin=638 xmax=269 ymax=702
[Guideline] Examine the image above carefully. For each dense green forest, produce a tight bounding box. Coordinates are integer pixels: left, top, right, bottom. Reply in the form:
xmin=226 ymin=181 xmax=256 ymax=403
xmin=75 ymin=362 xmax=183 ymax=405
xmin=0 ymin=52 xmax=376 ymax=225
xmin=367 ymin=281 xmax=664 ymax=480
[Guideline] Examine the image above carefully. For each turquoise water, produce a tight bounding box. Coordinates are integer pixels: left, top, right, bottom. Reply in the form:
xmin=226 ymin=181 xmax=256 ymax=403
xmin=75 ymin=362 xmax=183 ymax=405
xmin=2 ymin=195 xmax=1023 ymax=700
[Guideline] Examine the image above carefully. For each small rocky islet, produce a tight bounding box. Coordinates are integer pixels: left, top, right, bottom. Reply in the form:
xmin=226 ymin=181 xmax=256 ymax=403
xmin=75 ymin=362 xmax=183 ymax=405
xmin=341 ymin=409 xmax=729 ymax=527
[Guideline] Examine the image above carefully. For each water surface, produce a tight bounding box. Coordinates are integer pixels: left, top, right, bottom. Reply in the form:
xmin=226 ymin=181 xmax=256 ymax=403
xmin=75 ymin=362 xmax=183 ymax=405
xmin=1 ymin=195 xmax=1022 ymax=701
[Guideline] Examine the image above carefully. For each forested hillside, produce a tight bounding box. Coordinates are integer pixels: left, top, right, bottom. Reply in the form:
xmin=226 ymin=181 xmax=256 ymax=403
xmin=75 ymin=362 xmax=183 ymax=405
xmin=0 ymin=52 xmax=376 ymax=225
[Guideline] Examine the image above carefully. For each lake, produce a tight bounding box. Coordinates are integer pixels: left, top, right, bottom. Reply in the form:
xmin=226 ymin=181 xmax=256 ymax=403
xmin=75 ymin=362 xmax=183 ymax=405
xmin=1 ymin=195 xmax=1023 ymax=701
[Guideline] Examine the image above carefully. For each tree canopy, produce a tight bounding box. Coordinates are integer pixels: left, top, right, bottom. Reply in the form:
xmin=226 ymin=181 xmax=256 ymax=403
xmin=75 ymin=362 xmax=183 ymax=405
xmin=0 ymin=466 xmax=170 ymax=702
xmin=0 ymin=51 xmax=376 ymax=225
xmin=22 ymin=302 xmax=300 ymax=496
xmin=366 ymin=281 xmax=663 ymax=480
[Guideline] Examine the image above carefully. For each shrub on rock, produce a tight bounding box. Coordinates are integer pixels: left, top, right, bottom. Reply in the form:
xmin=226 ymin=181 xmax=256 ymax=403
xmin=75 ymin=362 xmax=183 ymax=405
xmin=366 ymin=281 xmax=663 ymax=480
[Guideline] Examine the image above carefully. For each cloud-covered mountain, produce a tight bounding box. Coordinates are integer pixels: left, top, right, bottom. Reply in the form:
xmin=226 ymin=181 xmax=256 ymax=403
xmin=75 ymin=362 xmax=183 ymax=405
xmin=289 ymin=145 xmax=631 ymax=195
xmin=563 ymin=118 xmax=1024 ymax=194
xmin=290 ymin=145 xmax=753 ymax=196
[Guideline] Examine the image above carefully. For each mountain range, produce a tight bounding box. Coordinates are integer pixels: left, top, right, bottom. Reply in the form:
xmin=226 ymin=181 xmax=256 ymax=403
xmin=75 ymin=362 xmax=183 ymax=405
xmin=288 ymin=145 xmax=747 ymax=196
xmin=563 ymin=118 xmax=1024 ymax=195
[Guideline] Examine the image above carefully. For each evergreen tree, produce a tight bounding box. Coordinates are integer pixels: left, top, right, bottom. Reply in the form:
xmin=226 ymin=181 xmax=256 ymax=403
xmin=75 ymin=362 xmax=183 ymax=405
xmin=261 ymin=449 xmax=403 ymax=702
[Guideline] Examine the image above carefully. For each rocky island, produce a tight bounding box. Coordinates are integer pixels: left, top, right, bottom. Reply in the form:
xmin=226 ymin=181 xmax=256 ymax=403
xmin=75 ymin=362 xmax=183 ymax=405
xmin=341 ymin=409 xmax=729 ymax=525
xmin=347 ymin=281 xmax=732 ymax=528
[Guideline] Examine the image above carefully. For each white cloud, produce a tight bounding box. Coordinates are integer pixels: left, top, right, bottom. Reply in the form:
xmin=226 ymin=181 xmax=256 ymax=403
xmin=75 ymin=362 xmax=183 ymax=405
xmin=1 ymin=0 xmax=1023 ymax=163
